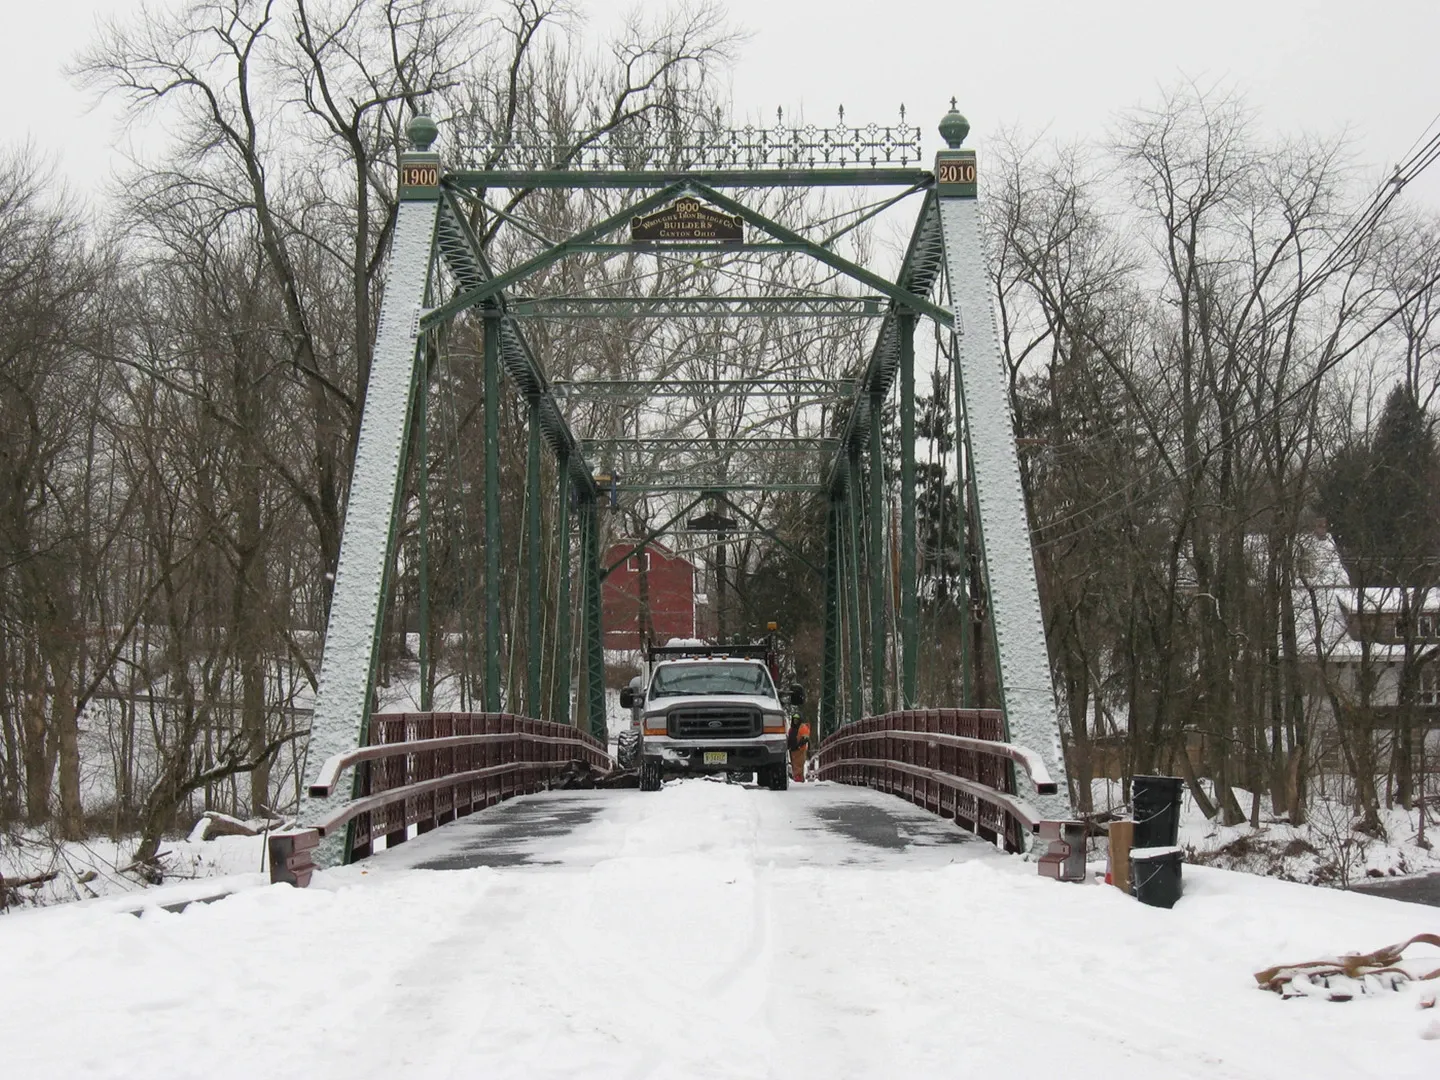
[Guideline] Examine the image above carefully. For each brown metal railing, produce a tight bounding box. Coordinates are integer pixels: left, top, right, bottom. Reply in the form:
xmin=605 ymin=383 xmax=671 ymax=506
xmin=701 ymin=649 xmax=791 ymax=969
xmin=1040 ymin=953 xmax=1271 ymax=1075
xmin=271 ymin=713 xmax=610 ymax=883
xmin=814 ymin=709 xmax=1054 ymax=854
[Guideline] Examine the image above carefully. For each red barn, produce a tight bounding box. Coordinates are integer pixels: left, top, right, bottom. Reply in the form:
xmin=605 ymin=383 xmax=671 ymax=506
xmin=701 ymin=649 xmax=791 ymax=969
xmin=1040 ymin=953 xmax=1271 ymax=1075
xmin=602 ymin=540 xmax=696 ymax=649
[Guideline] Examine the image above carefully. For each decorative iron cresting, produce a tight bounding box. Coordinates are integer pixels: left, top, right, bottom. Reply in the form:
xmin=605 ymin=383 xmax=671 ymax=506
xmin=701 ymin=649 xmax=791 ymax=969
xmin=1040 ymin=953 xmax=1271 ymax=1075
xmin=461 ymin=109 xmax=923 ymax=172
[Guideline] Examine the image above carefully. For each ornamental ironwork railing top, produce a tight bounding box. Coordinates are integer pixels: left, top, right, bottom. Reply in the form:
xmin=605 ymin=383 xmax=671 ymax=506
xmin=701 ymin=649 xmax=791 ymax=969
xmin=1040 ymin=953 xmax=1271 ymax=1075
xmin=458 ymin=111 xmax=923 ymax=172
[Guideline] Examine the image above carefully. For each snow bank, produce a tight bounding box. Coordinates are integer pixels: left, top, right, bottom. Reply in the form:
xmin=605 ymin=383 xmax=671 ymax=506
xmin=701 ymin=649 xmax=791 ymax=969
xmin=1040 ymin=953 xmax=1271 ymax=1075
xmin=2 ymin=781 xmax=1437 ymax=1077
xmin=1090 ymin=777 xmax=1440 ymax=888
xmin=1 ymin=829 xmax=269 ymax=909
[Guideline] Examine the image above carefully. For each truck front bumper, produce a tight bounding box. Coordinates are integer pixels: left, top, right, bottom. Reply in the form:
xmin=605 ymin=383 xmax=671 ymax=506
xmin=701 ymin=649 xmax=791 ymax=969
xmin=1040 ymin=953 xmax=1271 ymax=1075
xmin=642 ymin=736 xmax=787 ymax=774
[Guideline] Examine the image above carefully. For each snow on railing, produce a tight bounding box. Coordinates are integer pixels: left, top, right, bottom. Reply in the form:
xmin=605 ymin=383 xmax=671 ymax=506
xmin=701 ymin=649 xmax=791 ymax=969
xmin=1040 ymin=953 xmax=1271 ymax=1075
xmin=270 ymin=713 xmax=610 ymax=885
xmin=815 ymin=710 xmax=1080 ymax=874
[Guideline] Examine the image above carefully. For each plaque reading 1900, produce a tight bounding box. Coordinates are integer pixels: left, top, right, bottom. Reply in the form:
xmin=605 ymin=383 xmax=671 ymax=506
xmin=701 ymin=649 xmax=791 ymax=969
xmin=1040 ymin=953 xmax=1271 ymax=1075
xmin=630 ymin=197 xmax=744 ymax=243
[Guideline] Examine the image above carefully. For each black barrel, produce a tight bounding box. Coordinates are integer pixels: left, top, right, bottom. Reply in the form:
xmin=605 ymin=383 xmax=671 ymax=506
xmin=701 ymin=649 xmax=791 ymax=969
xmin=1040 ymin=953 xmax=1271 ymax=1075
xmin=1131 ymin=774 xmax=1184 ymax=849
xmin=1130 ymin=847 xmax=1184 ymax=908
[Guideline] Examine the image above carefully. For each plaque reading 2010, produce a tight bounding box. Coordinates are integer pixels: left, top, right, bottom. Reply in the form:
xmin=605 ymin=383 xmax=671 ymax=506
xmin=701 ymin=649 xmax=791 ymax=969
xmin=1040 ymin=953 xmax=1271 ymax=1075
xmin=631 ymin=197 xmax=744 ymax=244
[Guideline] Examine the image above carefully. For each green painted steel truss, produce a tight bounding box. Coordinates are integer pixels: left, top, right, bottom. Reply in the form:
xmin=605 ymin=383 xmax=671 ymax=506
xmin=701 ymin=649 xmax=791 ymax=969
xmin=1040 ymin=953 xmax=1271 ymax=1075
xmin=553 ymin=378 xmax=853 ymax=400
xmin=500 ymin=295 xmax=886 ymax=319
xmin=302 ymin=104 xmax=1075 ymax=854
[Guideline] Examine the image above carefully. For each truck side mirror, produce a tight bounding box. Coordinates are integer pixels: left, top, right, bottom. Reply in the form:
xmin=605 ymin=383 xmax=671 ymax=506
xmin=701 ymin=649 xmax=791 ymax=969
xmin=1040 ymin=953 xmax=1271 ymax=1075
xmin=788 ymin=684 xmax=806 ymax=706
xmin=619 ymin=687 xmax=636 ymax=709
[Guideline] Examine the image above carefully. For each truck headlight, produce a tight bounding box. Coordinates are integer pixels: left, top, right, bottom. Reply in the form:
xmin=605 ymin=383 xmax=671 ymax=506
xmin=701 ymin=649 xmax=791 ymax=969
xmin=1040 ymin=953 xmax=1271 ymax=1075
xmin=762 ymin=711 xmax=786 ymax=734
xmin=643 ymin=714 xmax=667 ymax=735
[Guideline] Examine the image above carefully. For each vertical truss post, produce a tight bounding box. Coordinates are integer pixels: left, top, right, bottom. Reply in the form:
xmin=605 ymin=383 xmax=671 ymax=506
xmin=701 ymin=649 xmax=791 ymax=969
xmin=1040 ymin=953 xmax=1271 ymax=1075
xmin=302 ymin=115 xmax=441 ymax=860
xmin=553 ymin=454 xmax=572 ymax=724
xmin=899 ymin=313 xmax=918 ymax=707
xmin=935 ymin=106 xmax=1071 ymax=821
xmin=868 ymin=391 xmax=886 ymax=715
xmin=845 ymin=455 xmax=865 ymax=719
xmin=821 ymin=496 xmax=841 ymax=735
xmin=953 ymin=350 xmax=973 ymax=707
xmin=418 ymin=352 xmax=432 ymax=712
xmin=716 ymin=530 xmax=728 ymax=642
xmin=581 ymin=497 xmax=606 ymax=741
xmin=482 ymin=311 xmax=502 ymax=712
xmin=526 ymin=396 xmax=543 ymax=716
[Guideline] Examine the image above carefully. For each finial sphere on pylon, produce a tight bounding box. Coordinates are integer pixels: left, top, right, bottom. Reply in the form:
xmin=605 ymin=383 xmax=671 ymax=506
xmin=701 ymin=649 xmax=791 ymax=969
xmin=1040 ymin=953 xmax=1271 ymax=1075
xmin=939 ymin=101 xmax=969 ymax=149
xmin=408 ymin=113 xmax=439 ymax=152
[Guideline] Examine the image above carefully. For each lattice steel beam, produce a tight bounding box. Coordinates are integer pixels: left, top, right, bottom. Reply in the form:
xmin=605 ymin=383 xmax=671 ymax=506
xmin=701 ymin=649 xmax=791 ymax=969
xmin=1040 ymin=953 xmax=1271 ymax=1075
xmin=614 ymin=482 xmax=825 ymax=494
xmin=552 ymin=378 xmax=853 ymax=400
xmin=447 ymin=169 xmax=929 ymax=190
xmin=434 ymin=191 xmax=597 ymax=497
xmin=824 ymin=190 xmax=948 ymax=495
xmin=582 ymin=436 xmax=836 ymax=453
xmin=501 ymin=295 xmax=885 ymax=319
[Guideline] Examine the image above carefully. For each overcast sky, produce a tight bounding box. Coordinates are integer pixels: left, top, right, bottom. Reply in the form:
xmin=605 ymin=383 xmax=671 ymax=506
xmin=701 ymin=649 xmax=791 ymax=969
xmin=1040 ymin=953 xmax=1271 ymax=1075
xmin=5 ymin=0 xmax=1440 ymax=209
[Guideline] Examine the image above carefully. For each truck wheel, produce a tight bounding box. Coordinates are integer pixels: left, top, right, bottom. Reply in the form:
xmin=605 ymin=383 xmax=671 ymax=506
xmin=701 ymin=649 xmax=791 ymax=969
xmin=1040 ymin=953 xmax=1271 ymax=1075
xmin=617 ymin=730 xmax=639 ymax=768
xmin=762 ymin=764 xmax=788 ymax=791
xmin=639 ymin=760 xmax=663 ymax=792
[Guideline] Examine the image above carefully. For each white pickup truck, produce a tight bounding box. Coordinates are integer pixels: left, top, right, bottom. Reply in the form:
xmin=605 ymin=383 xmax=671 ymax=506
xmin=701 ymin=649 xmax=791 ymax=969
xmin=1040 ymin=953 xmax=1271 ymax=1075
xmin=621 ymin=655 xmax=801 ymax=791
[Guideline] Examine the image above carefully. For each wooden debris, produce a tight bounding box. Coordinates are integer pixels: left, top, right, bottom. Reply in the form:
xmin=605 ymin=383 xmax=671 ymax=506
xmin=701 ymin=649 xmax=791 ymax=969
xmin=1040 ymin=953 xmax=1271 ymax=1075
xmin=1255 ymin=933 xmax=1440 ymax=1001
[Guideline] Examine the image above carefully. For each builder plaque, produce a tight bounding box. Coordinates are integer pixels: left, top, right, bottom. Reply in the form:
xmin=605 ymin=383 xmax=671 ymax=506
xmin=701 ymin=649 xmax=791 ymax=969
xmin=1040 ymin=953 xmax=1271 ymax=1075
xmin=631 ymin=197 xmax=743 ymax=244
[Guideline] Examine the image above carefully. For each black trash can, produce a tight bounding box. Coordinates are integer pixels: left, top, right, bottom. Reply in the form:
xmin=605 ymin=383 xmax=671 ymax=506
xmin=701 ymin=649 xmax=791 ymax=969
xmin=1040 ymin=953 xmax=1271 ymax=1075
xmin=1131 ymin=774 xmax=1184 ymax=849
xmin=1130 ymin=846 xmax=1184 ymax=909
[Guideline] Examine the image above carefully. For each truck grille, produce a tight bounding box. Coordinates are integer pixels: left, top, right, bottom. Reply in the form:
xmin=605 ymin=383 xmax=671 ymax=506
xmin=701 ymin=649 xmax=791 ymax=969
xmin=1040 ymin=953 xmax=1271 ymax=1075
xmin=667 ymin=707 xmax=761 ymax=739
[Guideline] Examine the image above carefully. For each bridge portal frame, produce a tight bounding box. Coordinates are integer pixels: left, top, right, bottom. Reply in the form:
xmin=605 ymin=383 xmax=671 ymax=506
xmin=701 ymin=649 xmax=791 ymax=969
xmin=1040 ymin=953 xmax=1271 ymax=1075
xmin=301 ymin=104 xmax=1073 ymax=860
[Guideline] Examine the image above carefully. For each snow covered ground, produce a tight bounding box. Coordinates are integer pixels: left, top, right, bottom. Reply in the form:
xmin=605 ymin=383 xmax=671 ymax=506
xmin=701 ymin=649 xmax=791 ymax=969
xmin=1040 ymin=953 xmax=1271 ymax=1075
xmin=0 ymin=827 xmax=268 ymax=909
xmin=1088 ymin=778 xmax=1440 ymax=888
xmin=3 ymin=779 xmax=1438 ymax=1078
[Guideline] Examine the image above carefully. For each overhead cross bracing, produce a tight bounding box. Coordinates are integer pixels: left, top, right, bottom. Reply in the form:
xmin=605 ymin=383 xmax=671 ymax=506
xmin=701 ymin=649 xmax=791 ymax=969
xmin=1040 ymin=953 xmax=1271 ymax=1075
xmin=301 ymin=103 xmax=1074 ymax=866
xmin=502 ymin=295 xmax=887 ymax=319
xmin=553 ymin=379 xmax=853 ymax=400
xmin=581 ymin=437 xmax=837 ymax=452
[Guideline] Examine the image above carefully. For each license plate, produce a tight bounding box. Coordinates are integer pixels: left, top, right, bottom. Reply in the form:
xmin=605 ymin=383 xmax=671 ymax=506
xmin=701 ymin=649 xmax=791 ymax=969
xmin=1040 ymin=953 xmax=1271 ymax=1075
xmin=703 ymin=751 xmax=728 ymax=766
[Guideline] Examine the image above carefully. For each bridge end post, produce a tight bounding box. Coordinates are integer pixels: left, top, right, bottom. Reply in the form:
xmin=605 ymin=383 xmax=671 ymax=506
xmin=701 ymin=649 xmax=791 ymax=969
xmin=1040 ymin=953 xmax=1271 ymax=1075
xmin=935 ymin=104 xmax=1073 ymax=825
xmin=300 ymin=113 xmax=444 ymax=865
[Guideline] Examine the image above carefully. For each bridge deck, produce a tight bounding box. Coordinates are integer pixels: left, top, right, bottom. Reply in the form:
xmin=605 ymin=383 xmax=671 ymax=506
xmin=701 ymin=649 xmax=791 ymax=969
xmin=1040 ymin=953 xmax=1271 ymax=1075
xmin=363 ymin=778 xmax=1002 ymax=874
xmin=3 ymin=780 xmax=1434 ymax=1078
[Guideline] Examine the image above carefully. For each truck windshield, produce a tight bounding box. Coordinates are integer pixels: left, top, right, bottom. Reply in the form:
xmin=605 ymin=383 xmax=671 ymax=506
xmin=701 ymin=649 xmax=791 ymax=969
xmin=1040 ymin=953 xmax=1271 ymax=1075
xmin=649 ymin=662 xmax=775 ymax=699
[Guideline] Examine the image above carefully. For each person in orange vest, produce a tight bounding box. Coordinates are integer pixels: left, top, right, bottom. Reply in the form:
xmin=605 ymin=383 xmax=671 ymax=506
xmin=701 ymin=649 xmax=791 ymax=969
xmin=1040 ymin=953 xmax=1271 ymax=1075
xmin=787 ymin=714 xmax=811 ymax=782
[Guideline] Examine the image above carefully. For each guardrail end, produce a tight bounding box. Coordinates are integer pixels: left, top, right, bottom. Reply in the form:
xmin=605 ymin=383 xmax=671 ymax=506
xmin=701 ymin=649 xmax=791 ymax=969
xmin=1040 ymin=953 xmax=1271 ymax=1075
xmin=269 ymin=828 xmax=322 ymax=888
xmin=1035 ymin=820 xmax=1087 ymax=883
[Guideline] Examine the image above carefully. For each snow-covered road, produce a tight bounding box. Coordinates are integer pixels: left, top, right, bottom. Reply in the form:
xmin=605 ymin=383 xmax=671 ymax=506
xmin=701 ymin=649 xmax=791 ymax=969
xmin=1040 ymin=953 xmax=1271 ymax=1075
xmin=4 ymin=779 xmax=1437 ymax=1078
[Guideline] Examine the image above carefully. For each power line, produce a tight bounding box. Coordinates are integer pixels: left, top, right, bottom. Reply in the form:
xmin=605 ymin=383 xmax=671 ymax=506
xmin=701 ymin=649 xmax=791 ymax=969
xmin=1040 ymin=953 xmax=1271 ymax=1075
xmin=1031 ymin=258 xmax=1440 ymax=552
xmin=1015 ymin=116 xmax=1440 ymax=550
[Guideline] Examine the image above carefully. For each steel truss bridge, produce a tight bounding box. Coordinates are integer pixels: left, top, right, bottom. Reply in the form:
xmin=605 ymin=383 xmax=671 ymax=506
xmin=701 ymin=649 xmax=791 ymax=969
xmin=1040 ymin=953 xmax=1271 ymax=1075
xmin=293 ymin=103 xmax=1077 ymax=873
xmin=18 ymin=109 xmax=1399 ymax=1080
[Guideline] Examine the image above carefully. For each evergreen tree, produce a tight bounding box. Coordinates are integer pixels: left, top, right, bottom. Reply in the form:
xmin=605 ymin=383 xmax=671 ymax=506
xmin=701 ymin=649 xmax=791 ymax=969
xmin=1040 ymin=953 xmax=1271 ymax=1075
xmin=1321 ymin=384 xmax=1440 ymax=584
